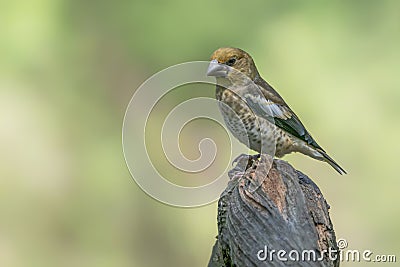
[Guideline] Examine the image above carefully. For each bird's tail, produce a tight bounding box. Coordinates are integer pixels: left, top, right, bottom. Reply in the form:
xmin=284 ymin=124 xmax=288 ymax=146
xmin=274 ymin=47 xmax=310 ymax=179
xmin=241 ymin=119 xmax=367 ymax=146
xmin=317 ymin=149 xmax=347 ymax=175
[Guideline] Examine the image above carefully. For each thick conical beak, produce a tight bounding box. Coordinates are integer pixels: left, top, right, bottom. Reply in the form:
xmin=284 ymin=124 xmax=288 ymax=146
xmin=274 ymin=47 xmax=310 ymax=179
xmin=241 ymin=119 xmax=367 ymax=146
xmin=207 ymin=59 xmax=229 ymax=77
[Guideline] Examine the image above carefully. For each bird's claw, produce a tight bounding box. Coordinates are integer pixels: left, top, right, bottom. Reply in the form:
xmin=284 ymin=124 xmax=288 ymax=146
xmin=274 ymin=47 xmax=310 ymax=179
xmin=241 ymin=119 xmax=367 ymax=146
xmin=232 ymin=153 xmax=260 ymax=166
xmin=232 ymin=153 xmax=248 ymax=166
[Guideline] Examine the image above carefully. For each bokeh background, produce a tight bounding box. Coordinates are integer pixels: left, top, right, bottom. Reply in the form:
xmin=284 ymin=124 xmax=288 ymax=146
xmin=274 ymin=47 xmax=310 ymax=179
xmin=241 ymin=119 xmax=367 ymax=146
xmin=1 ymin=1 xmax=399 ymax=266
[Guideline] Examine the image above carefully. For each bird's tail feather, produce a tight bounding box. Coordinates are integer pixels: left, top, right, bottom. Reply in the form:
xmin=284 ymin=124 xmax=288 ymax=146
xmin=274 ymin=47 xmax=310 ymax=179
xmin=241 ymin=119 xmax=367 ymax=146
xmin=317 ymin=149 xmax=347 ymax=175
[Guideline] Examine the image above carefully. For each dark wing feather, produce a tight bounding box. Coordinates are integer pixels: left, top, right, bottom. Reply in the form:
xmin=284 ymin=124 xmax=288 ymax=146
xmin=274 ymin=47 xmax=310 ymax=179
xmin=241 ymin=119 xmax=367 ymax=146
xmin=274 ymin=115 xmax=323 ymax=150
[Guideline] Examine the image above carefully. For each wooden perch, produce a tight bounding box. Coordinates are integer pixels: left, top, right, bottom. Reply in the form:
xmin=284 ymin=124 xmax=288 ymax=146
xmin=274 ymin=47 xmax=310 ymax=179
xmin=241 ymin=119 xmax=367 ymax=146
xmin=208 ymin=155 xmax=339 ymax=267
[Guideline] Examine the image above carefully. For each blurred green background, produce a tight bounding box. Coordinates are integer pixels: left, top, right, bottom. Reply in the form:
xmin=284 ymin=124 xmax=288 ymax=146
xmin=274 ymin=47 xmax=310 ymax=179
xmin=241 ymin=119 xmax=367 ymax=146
xmin=1 ymin=0 xmax=399 ymax=266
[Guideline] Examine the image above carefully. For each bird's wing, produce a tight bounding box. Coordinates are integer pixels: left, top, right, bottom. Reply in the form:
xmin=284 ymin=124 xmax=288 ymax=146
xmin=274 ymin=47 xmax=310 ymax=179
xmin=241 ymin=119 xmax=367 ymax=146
xmin=243 ymin=79 xmax=324 ymax=151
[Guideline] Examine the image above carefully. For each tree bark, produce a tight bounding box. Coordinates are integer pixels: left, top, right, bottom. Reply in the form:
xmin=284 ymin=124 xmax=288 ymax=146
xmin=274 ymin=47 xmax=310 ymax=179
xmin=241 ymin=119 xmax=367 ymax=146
xmin=208 ymin=155 xmax=339 ymax=267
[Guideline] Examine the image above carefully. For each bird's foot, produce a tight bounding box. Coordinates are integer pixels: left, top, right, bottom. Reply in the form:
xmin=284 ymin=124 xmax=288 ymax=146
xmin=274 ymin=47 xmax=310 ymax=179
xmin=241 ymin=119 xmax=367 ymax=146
xmin=229 ymin=154 xmax=261 ymax=180
xmin=247 ymin=154 xmax=274 ymax=193
xmin=229 ymin=153 xmax=262 ymax=181
xmin=232 ymin=153 xmax=260 ymax=166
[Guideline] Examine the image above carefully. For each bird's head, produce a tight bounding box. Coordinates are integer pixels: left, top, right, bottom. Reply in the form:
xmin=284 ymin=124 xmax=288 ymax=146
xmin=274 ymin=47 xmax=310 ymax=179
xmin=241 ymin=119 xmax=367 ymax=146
xmin=207 ymin=47 xmax=259 ymax=81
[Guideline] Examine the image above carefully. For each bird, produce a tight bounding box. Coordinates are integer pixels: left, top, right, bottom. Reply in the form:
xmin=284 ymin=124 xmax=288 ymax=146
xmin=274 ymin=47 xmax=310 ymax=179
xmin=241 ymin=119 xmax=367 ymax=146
xmin=206 ymin=47 xmax=346 ymax=174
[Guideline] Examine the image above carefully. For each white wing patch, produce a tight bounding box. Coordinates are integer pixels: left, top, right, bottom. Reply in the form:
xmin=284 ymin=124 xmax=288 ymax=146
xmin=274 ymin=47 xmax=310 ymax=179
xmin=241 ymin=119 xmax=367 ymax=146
xmin=243 ymin=93 xmax=291 ymax=120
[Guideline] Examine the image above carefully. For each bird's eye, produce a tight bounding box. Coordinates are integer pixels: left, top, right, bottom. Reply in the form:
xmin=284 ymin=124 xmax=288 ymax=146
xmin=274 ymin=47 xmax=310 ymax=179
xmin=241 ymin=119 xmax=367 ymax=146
xmin=226 ymin=58 xmax=236 ymax=66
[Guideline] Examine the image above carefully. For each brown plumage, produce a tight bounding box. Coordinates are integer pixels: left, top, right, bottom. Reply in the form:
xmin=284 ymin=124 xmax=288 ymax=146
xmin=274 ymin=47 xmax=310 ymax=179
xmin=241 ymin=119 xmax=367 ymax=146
xmin=207 ymin=47 xmax=346 ymax=174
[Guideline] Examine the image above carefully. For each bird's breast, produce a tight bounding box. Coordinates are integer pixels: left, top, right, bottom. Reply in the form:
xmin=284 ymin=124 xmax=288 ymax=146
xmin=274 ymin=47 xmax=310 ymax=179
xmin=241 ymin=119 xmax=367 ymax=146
xmin=216 ymin=88 xmax=280 ymax=154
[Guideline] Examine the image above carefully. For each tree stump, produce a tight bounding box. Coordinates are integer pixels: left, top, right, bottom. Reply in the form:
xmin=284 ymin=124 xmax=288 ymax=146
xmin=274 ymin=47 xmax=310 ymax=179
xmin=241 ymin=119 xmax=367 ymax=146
xmin=208 ymin=155 xmax=339 ymax=267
